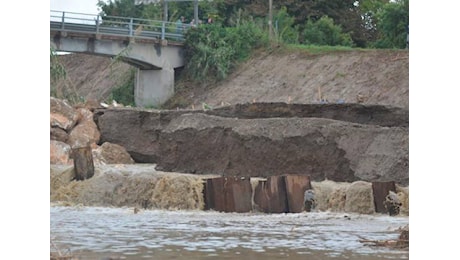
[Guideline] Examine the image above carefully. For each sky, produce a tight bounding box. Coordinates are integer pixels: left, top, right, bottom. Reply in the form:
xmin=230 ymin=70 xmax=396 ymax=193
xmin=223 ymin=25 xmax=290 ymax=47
xmin=50 ymin=0 xmax=103 ymax=14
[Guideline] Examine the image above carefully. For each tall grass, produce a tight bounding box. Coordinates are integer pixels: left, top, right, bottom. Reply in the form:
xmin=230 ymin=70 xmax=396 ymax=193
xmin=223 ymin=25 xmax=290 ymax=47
xmin=183 ymin=21 xmax=268 ymax=83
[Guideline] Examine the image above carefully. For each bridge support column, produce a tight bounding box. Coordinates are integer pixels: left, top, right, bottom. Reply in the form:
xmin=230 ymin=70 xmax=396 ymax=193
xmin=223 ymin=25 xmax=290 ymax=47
xmin=134 ymin=67 xmax=174 ymax=108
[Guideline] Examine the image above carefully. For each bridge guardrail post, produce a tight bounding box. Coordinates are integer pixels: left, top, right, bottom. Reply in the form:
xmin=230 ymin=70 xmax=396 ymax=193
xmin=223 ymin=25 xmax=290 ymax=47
xmin=51 ymin=10 xmax=187 ymax=45
xmin=96 ymin=15 xmax=100 ymax=34
xmin=61 ymin=11 xmax=65 ymax=30
xmin=129 ymin=18 xmax=133 ymax=37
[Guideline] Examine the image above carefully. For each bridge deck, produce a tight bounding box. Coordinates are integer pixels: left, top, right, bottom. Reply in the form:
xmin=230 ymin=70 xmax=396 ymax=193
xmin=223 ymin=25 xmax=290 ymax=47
xmin=50 ymin=10 xmax=188 ymax=46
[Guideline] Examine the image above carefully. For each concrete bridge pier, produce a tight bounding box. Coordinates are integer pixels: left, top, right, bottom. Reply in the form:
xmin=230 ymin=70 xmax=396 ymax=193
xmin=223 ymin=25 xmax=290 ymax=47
xmin=135 ymin=67 xmax=174 ymax=108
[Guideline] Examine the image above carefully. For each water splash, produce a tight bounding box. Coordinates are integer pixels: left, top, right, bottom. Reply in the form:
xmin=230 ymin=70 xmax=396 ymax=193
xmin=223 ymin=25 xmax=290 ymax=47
xmin=51 ymin=165 xmax=409 ymax=216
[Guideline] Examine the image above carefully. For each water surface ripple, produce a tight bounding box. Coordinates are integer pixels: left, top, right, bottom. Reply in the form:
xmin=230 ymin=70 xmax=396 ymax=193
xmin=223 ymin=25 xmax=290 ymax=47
xmin=50 ymin=206 xmax=408 ymax=259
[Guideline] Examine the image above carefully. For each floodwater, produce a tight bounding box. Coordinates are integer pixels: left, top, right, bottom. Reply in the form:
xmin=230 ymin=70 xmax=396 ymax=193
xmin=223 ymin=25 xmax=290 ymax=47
xmin=50 ymin=206 xmax=408 ymax=260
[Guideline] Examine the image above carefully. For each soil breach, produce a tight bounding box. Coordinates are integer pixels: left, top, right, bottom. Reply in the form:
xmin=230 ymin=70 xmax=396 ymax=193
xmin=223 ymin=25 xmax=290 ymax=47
xmin=94 ymin=103 xmax=408 ymax=185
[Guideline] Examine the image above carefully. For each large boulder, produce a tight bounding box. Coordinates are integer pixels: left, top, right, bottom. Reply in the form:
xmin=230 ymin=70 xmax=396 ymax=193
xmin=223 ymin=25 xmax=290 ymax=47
xmin=92 ymin=142 xmax=135 ymax=164
xmin=50 ymin=97 xmax=79 ymax=131
xmin=68 ymin=108 xmax=100 ymax=148
xmin=50 ymin=126 xmax=69 ymax=143
xmin=94 ymin=104 xmax=409 ymax=184
xmin=50 ymin=140 xmax=73 ymax=165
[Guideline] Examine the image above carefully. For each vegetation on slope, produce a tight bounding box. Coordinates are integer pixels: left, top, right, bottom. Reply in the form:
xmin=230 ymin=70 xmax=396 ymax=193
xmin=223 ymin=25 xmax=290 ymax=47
xmin=50 ymin=0 xmax=409 ymax=106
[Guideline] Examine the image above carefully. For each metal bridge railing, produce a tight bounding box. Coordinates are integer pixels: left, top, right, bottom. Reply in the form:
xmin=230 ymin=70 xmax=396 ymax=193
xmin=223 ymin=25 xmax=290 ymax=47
xmin=50 ymin=10 xmax=191 ymax=43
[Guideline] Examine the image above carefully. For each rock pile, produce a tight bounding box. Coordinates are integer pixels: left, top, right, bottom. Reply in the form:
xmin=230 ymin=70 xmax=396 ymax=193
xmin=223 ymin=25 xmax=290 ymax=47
xmin=50 ymin=97 xmax=135 ymax=165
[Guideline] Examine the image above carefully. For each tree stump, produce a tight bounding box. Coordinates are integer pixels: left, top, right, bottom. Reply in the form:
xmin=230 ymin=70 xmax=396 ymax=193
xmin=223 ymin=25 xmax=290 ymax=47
xmin=72 ymin=146 xmax=95 ymax=181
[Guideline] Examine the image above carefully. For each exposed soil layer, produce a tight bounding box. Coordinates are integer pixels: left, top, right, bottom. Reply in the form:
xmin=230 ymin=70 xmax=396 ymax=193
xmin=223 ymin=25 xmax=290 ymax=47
xmin=94 ymin=103 xmax=408 ymax=185
xmin=57 ymin=48 xmax=409 ymax=185
xmin=166 ymin=48 xmax=409 ymax=110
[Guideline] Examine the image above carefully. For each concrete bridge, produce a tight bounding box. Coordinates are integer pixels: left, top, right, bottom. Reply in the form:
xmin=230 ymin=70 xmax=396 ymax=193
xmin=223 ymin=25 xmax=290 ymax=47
xmin=50 ymin=10 xmax=189 ymax=107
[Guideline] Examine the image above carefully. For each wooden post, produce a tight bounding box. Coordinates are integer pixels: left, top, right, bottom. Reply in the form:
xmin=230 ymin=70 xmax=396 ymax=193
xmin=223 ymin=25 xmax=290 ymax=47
xmin=371 ymin=181 xmax=396 ymax=214
xmin=72 ymin=146 xmax=95 ymax=181
xmin=256 ymin=176 xmax=289 ymax=213
xmin=284 ymin=175 xmax=312 ymax=213
xmin=204 ymin=177 xmax=224 ymax=211
xmin=203 ymin=177 xmax=253 ymax=213
xmin=226 ymin=177 xmax=253 ymax=213
xmin=253 ymin=179 xmax=269 ymax=212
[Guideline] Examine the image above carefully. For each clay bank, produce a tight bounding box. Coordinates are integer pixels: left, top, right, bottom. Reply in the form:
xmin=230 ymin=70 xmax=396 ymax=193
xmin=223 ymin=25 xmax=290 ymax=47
xmin=94 ymin=102 xmax=408 ymax=185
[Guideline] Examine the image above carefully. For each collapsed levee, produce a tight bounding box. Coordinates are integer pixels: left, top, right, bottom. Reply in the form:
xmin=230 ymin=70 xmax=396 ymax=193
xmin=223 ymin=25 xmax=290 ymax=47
xmin=94 ymin=105 xmax=409 ymax=185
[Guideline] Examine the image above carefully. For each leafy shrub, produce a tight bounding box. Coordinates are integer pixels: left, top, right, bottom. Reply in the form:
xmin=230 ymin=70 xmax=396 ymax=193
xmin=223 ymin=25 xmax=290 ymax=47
xmin=109 ymin=68 xmax=136 ymax=106
xmin=303 ymin=16 xmax=353 ymax=47
xmin=184 ymin=21 xmax=268 ymax=82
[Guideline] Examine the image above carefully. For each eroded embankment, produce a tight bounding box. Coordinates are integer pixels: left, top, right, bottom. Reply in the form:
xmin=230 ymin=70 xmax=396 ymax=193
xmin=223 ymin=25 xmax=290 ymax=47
xmin=94 ymin=103 xmax=409 ymax=185
xmin=50 ymin=165 xmax=409 ymax=215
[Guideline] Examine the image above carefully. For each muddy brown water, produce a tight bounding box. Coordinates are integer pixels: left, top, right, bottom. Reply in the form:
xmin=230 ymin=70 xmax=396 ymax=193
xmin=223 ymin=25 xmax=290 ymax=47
xmin=50 ymin=206 xmax=408 ymax=260
xmin=51 ymin=164 xmax=408 ymax=259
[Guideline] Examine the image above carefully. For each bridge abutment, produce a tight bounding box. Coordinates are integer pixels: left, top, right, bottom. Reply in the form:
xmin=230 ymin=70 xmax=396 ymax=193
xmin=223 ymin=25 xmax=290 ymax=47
xmin=135 ymin=67 xmax=174 ymax=108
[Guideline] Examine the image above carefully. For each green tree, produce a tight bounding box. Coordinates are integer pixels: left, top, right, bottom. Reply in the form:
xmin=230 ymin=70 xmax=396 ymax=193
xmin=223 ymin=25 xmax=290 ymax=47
xmin=303 ymin=16 xmax=353 ymax=46
xmin=273 ymin=6 xmax=299 ymax=44
xmin=359 ymin=0 xmax=390 ymax=28
xmin=98 ymin=0 xmax=222 ymax=24
xmin=373 ymin=0 xmax=409 ymax=48
xmin=97 ymin=0 xmax=144 ymax=18
xmin=140 ymin=2 xmax=163 ymax=21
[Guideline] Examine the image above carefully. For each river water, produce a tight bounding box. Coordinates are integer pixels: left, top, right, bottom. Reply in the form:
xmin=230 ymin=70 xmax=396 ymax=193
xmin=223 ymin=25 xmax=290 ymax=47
xmin=50 ymin=205 xmax=408 ymax=260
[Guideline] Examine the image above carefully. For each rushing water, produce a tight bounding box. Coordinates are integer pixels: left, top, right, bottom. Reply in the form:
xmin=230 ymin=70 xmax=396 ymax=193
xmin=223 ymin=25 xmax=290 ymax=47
xmin=50 ymin=206 xmax=408 ymax=260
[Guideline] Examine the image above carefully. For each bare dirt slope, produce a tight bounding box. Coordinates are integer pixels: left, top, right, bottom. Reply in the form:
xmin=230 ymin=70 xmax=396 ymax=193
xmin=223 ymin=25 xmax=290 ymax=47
xmin=55 ymin=54 xmax=132 ymax=102
xmin=56 ymin=48 xmax=408 ymax=109
xmin=180 ymin=48 xmax=408 ymax=109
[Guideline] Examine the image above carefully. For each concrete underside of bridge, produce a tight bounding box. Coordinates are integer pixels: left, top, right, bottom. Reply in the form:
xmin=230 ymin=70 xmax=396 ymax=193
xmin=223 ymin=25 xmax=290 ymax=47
xmin=51 ymin=33 xmax=184 ymax=108
xmin=135 ymin=68 xmax=174 ymax=108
